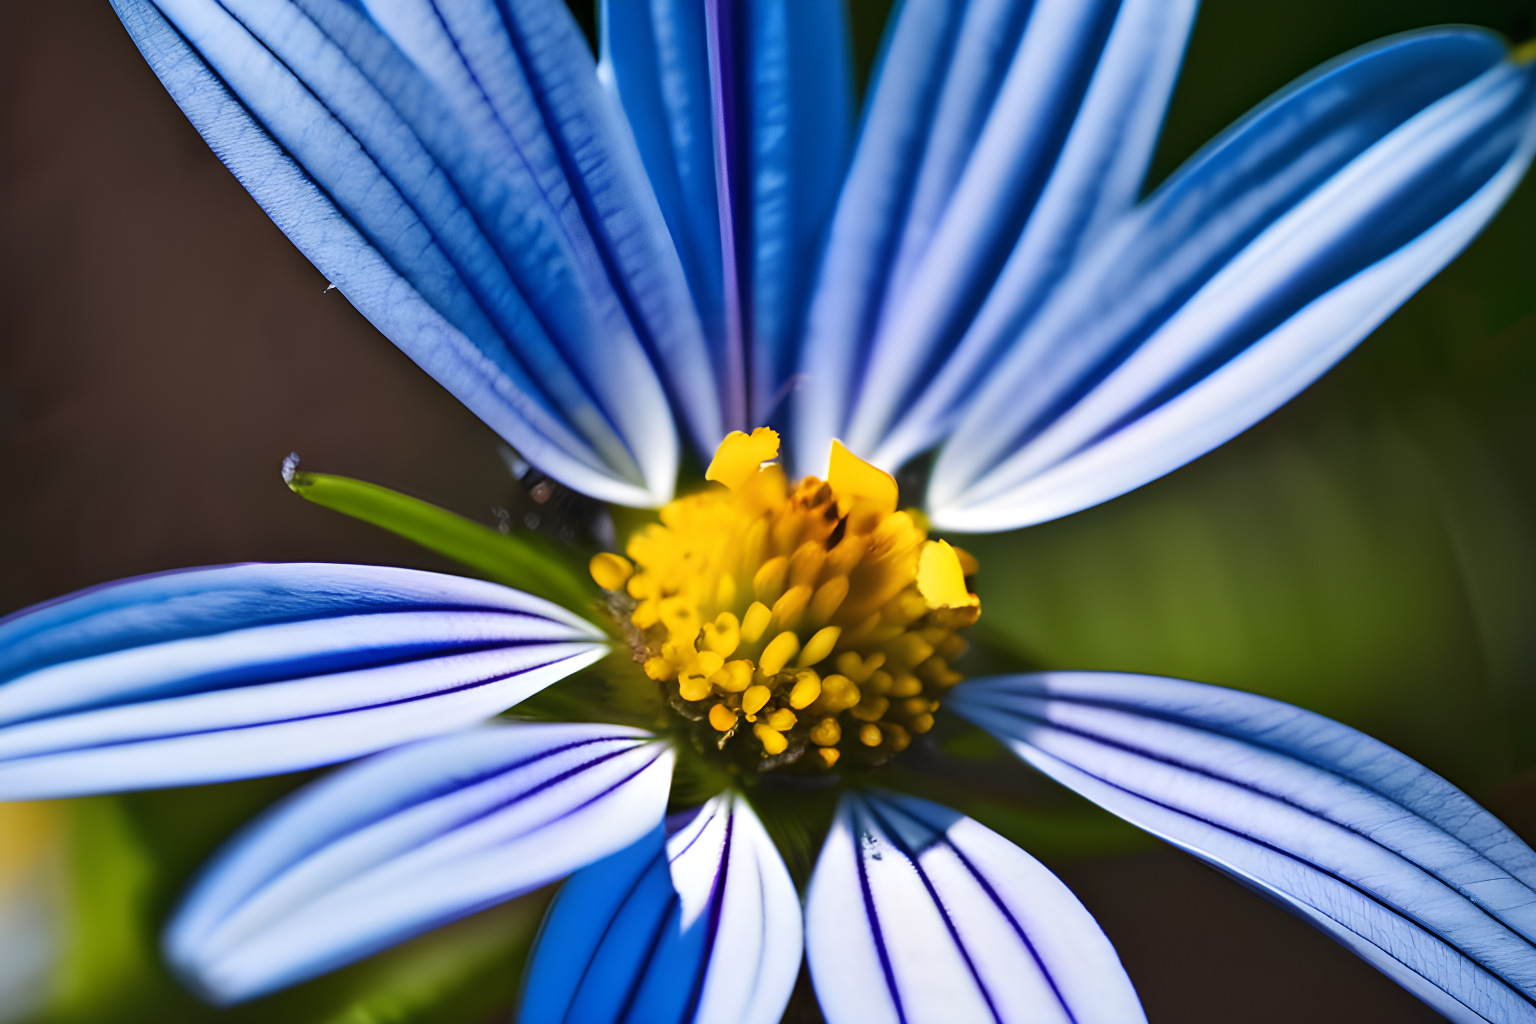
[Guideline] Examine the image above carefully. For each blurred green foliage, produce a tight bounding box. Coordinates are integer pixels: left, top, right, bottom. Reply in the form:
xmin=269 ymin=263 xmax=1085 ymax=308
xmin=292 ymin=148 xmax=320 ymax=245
xmin=29 ymin=1 xmax=1536 ymax=1020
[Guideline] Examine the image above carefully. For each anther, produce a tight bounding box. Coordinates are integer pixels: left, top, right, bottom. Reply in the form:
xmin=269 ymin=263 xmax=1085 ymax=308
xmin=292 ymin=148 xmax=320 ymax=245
xmin=742 ymin=685 xmax=772 ymax=716
xmin=765 ymin=708 xmax=797 ymax=731
xmin=753 ymin=557 xmax=788 ymax=605
xmin=754 ymin=723 xmax=788 ymax=756
xmin=711 ymin=660 xmax=753 ymax=693
xmin=679 ymin=675 xmax=711 ymax=701
xmin=741 ymin=602 xmax=772 ymax=643
xmin=818 ymin=747 xmax=842 ymax=768
xmin=709 ymin=704 xmax=739 ymax=731
xmin=789 ymin=671 xmax=823 ymax=709
xmin=809 ymin=576 xmax=849 ymax=626
xmin=759 ymin=632 xmax=801 ymax=675
xmin=859 ymin=724 xmax=882 ymax=747
xmin=797 ymin=626 xmax=841 ymax=668
xmin=809 ymin=717 xmax=841 ymax=746
xmin=770 ymin=585 xmax=812 ymax=629
xmin=589 ymin=552 xmax=634 ymax=591
xmin=702 ymin=612 xmax=740 ymax=657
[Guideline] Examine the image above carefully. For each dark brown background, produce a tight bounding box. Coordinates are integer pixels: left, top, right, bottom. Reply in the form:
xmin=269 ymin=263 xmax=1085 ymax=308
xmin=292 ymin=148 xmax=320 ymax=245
xmin=5 ymin=3 xmax=1521 ymax=1021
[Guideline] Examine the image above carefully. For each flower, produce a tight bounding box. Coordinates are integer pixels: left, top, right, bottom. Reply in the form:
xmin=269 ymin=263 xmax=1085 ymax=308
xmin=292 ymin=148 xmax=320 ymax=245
xmin=6 ymin=0 xmax=1536 ymax=1019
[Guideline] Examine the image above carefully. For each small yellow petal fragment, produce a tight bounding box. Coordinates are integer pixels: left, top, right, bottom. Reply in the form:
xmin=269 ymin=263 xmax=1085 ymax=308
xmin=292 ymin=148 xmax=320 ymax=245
xmin=828 ymin=439 xmax=898 ymax=516
xmin=702 ymin=612 xmax=740 ymax=657
xmin=789 ymin=671 xmax=823 ymax=709
xmin=766 ymin=707 xmax=797 ymax=731
xmin=859 ymin=723 xmax=883 ymax=747
xmin=951 ymin=545 xmax=979 ymax=576
xmin=809 ymin=717 xmax=842 ymax=746
xmin=711 ymin=660 xmax=754 ymax=693
xmin=797 ymin=626 xmax=841 ymax=668
xmin=678 ymin=674 xmax=712 ymax=701
xmin=742 ymin=684 xmax=772 ymax=716
xmin=589 ymin=552 xmax=633 ymax=591
xmin=754 ymin=723 xmax=788 ymax=756
xmin=706 ymin=427 xmax=781 ymax=491
xmin=709 ymin=703 xmax=738 ymax=731
xmin=759 ymin=631 xmax=801 ymax=675
xmin=817 ymin=747 xmax=842 ymax=768
xmin=917 ymin=540 xmax=980 ymax=610
xmin=644 ymin=657 xmax=675 ymax=681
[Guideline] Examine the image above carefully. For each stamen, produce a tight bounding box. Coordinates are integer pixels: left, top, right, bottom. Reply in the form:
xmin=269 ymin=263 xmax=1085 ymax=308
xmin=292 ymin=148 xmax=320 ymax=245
xmin=590 ymin=429 xmax=980 ymax=770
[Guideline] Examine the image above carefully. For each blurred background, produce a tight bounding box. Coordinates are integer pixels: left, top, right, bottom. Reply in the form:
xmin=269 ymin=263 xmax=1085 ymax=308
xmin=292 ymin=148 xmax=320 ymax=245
xmin=5 ymin=1 xmax=1536 ymax=1020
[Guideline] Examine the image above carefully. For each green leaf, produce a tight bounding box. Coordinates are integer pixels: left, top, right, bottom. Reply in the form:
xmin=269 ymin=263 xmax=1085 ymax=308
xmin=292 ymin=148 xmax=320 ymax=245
xmin=286 ymin=471 xmax=599 ymax=617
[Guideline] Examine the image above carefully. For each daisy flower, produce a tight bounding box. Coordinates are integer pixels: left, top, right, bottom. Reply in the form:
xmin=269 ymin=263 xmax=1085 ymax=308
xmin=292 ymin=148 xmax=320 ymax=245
xmin=5 ymin=0 xmax=1536 ymax=1020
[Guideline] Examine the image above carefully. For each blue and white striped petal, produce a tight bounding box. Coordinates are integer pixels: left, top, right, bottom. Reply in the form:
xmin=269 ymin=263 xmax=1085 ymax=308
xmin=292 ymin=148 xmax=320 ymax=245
xmin=112 ymin=0 xmax=699 ymax=505
xmin=165 ymin=723 xmax=672 ymax=1003
xmin=929 ymin=30 xmax=1536 ymax=531
xmin=520 ymin=792 xmax=800 ymax=1024
xmin=603 ymin=0 xmax=851 ymax=431
xmin=0 ymin=564 xmax=606 ymax=799
xmin=950 ymin=672 xmax=1536 ymax=1024
xmin=805 ymin=790 xmax=1145 ymax=1024
xmin=791 ymin=0 xmax=962 ymax=476
xmin=796 ymin=0 xmax=1194 ymax=476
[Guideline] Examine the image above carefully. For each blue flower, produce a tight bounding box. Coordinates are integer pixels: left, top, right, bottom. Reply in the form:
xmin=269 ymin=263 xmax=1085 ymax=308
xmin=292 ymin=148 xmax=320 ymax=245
xmin=6 ymin=0 xmax=1536 ymax=1019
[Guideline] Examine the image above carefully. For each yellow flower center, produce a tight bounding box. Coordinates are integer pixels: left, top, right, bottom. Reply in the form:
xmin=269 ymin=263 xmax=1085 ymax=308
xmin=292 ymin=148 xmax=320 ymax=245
xmin=590 ymin=428 xmax=980 ymax=771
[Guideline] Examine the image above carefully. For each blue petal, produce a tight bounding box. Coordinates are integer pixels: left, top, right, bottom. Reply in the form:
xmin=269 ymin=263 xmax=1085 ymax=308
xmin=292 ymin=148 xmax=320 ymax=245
xmin=603 ymin=0 xmax=851 ymax=432
xmin=112 ymin=0 xmax=695 ymax=505
xmin=806 ymin=790 xmax=1145 ymax=1024
xmin=873 ymin=0 xmax=1197 ymax=468
xmin=791 ymin=0 xmax=963 ymax=476
xmin=928 ymin=30 xmax=1536 ymax=530
xmin=494 ymin=0 xmax=721 ymax=456
xmin=795 ymin=0 xmax=1193 ymax=475
xmin=520 ymin=792 xmax=800 ymax=1024
xmin=164 ymin=722 xmax=672 ymax=1003
xmin=0 ymin=564 xmax=606 ymax=798
xmin=950 ymin=673 xmax=1536 ymax=1024
xmin=845 ymin=0 xmax=1129 ymax=456
xmin=742 ymin=0 xmax=852 ymax=425
xmin=600 ymin=0 xmax=734 ymax=430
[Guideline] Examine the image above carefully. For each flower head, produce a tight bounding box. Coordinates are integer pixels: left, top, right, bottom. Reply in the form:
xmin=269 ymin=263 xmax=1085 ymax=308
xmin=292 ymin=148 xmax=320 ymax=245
xmin=9 ymin=0 xmax=1536 ymax=1019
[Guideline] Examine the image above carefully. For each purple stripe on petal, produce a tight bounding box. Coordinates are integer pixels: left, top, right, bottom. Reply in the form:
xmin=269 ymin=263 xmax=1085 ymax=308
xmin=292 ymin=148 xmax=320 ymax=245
xmin=807 ymin=790 xmax=1144 ymax=1024
xmin=165 ymin=722 xmax=673 ymax=1004
xmin=951 ymin=672 xmax=1536 ymax=1023
xmin=0 ymin=564 xmax=607 ymax=799
xmin=520 ymin=792 xmax=800 ymax=1024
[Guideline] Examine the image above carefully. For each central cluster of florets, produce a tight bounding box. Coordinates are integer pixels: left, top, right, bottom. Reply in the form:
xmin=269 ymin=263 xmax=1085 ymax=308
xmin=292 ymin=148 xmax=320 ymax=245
xmin=590 ymin=429 xmax=979 ymax=772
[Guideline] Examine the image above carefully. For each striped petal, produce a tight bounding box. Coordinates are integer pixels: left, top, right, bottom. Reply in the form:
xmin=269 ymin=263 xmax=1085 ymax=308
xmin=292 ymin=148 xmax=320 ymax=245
xmin=950 ymin=672 xmax=1536 ymax=1024
xmin=795 ymin=0 xmax=1193 ymax=476
xmin=929 ymin=30 xmax=1536 ymax=531
xmin=603 ymin=0 xmax=852 ymax=430
xmin=805 ymin=790 xmax=1144 ymax=1024
xmin=165 ymin=723 xmax=672 ymax=1002
xmin=112 ymin=0 xmax=702 ymax=505
xmin=520 ymin=792 xmax=800 ymax=1024
xmin=0 ymin=564 xmax=606 ymax=799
